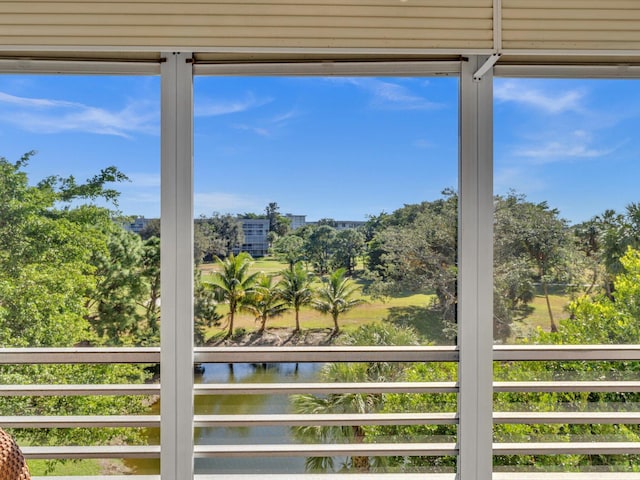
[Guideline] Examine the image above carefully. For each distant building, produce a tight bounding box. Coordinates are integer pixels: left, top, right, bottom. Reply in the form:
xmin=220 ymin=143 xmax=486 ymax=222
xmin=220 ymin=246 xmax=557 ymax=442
xmin=122 ymin=216 xmax=153 ymax=234
xmin=284 ymin=213 xmax=306 ymax=230
xmin=334 ymin=220 xmax=366 ymax=230
xmin=234 ymin=218 xmax=270 ymax=258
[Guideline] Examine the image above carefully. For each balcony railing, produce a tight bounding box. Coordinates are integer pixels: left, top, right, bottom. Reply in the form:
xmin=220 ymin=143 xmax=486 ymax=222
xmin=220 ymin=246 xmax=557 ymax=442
xmin=2 ymin=346 xmax=640 ymax=479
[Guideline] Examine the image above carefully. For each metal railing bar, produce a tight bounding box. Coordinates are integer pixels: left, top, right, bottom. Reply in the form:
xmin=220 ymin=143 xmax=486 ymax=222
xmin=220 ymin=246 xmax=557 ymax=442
xmin=0 ymin=415 xmax=160 ymax=428
xmin=494 ymin=411 xmax=640 ymax=424
xmin=0 ymin=384 xmax=160 ymax=396
xmin=494 ymin=381 xmax=640 ymax=393
xmin=32 ymin=477 xmax=161 ymax=480
xmin=194 ymin=381 xmax=458 ymax=395
xmin=194 ymin=443 xmax=458 ymax=458
xmin=494 ymin=442 xmax=640 ymax=455
xmin=3 ymin=345 xmax=640 ymax=365
xmin=493 ymin=474 xmax=640 ymax=479
xmin=195 ymin=475 xmax=455 ymax=480
xmin=0 ymin=347 xmax=160 ymax=364
xmin=194 ymin=346 xmax=459 ymax=363
xmin=194 ymin=412 xmax=457 ymax=427
xmin=21 ymin=445 xmax=161 ymax=459
xmin=494 ymin=345 xmax=640 ymax=361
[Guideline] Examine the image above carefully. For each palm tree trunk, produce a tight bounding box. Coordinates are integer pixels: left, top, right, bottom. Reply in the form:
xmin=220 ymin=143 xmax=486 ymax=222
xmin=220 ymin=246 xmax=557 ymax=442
xmin=332 ymin=314 xmax=339 ymax=333
xmin=294 ymin=308 xmax=300 ymax=332
xmin=352 ymin=426 xmax=369 ymax=472
xmin=227 ymin=311 xmax=235 ymax=338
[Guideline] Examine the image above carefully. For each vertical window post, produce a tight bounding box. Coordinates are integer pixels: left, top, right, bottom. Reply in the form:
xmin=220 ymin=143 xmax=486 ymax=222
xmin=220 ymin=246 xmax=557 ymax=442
xmin=161 ymin=52 xmax=194 ymax=480
xmin=458 ymin=55 xmax=494 ymax=480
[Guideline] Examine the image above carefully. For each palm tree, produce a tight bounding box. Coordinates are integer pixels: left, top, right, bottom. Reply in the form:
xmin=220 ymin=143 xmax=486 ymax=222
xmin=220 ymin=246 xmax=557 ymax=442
xmin=292 ymin=324 xmax=418 ymax=472
xmin=312 ymin=268 xmax=364 ymax=333
xmin=209 ymin=252 xmax=259 ymax=338
xmin=278 ymin=262 xmax=314 ymax=332
xmin=244 ymin=274 xmax=289 ymax=333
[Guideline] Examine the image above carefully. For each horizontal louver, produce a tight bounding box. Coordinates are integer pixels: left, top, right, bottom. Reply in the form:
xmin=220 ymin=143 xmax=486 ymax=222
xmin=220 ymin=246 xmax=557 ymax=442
xmin=502 ymin=0 xmax=640 ymax=51
xmin=0 ymin=0 xmax=493 ymax=51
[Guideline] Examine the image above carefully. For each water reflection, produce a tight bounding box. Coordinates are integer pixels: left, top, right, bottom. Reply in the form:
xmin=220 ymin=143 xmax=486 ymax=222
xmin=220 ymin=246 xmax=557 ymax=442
xmin=195 ymin=362 xmax=320 ymax=474
xmin=125 ymin=362 xmax=320 ymax=474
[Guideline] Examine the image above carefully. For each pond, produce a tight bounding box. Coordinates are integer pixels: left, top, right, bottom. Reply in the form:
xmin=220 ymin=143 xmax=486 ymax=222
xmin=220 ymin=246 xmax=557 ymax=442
xmin=125 ymin=362 xmax=321 ymax=475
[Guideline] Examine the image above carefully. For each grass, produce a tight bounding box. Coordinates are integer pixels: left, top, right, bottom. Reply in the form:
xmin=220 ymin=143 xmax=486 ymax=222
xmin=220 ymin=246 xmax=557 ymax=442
xmin=27 ymin=459 xmax=103 ymax=476
xmin=201 ymin=256 xmax=576 ymax=344
xmin=201 ymin=256 xmax=453 ymax=343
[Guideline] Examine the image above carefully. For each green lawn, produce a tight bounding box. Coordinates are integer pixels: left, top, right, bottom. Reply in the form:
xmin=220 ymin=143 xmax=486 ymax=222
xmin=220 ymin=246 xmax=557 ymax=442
xmin=27 ymin=459 xmax=103 ymax=476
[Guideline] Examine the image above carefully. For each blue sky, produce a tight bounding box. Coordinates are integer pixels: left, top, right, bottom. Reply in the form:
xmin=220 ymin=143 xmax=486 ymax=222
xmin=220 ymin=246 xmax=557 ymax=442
xmin=0 ymin=73 xmax=639 ymax=224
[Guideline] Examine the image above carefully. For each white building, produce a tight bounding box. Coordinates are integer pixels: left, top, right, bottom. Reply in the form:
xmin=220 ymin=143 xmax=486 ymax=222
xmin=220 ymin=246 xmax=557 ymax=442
xmin=234 ymin=218 xmax=270 ymax=258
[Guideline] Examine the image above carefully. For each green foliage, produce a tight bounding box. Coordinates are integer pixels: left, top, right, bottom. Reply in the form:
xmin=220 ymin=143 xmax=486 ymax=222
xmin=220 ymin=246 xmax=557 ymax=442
xmin=332 ymin=228 xmax=365 ymax=275
xmin=209 ymin=252 xmax=259 ymax=338
xmin=194 ymin=269 xmax=222 ymax=345
xmin=271 ymin=235 xmax=305 ymax=268
xmin=244 ymin=274 xmax=289 ymax=333
xmin=305 ymin=225 xmax=337 ymax=275
xmin=292 ymin=323 xmax=419 ymax=472
xmin=0 ymin=153 xmax=153 ymax=460
xmin=278 ymin=262 xmax=314 ymax=331
xmin=313 ymin=268 xmax=365 ymax=333
xmin=194 ymin=213 xmax=244 ymax=264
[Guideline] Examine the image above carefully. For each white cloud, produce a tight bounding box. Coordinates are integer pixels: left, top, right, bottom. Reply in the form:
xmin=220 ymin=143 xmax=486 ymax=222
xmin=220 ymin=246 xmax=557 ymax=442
xmin=513 ymin=130 xmax=617 ymax=164
xmin=195 ymin=93 xmax=271 ymax=117
xmin=328 ymin=78 xmax=440 ymax=110
xmin=494 ymin=80 xmax=585 ymax=114
xmin=0 ymin=91 xmax=158 ymax=137
xmin=233 ymin=108 xmax=300 ymax=137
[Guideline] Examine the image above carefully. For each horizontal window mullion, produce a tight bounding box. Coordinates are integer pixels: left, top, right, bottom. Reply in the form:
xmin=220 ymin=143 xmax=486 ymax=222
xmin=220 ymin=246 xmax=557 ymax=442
xmin=194 ymin=381 xmax=458 ymax=395
xmin=194 ymin=442 xmax=457 ymax=458
xmin=0 ymin=384 xmax=160 ymax=396
xmin=494 ymin=345 xmax=640 ymax=361
xmin=194 ymin=412 xmax=457 ymax=428
xmin=0 ymin=347 xmax=160 ymax=364
xmin=194 ymin=346 xmax=458 ymax=364
xmin=494 ymin=411 xmax=640 ymax=425
xmin=21 ymin=445 xmax=161 ymax=459
xmin=494 ymin=442 xmax=640 ymax=456
xmin=494 ymin=380 xmax=640 ymax=393
xmin=0 ymin=415 xmax=160 ymax=428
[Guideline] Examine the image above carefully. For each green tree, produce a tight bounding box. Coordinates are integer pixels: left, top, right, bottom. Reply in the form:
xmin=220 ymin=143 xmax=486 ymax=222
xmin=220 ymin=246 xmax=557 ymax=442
xmin=313 ymin=268 xmax=365 ymax=333
xmin=209 ymin=252 xmax=259 ymax=338
xmin=305 ymin=225 xmax=337 ymax=275
xmin=332 ymin=228 xmax=365 ymax=275
xmin=137 ymin=236 xmax=161 ymax=346
xmin=271 ymin=235 xmax=305 ymax=269
xmin=265 ymin=201 xmax=290 ymax=237
xmin=194 ymin=269 xmax=222 ymax=345
xmin=194 ymin=213 xmax=244 ymax=263
xmin=245 ymin=274 xmax=289 ymax=333
xmin=0 ymin=153 xmax=151 ymax=457
xmin=368 ymin=191 xmax=458 ymax=324
xmin=86 ymin=226 xmax=149 ymax=345
xmin=498 ymin=195 xmax=570 ymax=332
xmin=278 ymin=262 xmax=314 ymax=332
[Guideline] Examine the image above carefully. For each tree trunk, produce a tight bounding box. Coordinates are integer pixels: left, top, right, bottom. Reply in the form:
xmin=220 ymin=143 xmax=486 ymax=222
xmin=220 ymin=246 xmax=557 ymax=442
xmin=542 ymin=281 xmax=558 ymax=333
xmin=351 ymin=426 xmax=369 ymax=472
xmin=332 ymin=314 xmax=340 ymax=333
xmin=294 ymin=309 xmax=300 ymax=332
xmin=227 ymin=311 xmax=235 ymax=338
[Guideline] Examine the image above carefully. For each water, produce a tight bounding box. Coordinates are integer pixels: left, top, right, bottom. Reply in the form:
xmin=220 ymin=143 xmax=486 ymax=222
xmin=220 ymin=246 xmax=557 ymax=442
xmin=126 ymin=362 xmax=321 ymax=475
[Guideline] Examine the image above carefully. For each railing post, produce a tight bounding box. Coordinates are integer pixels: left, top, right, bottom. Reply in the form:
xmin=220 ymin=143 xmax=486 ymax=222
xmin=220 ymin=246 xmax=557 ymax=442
xmin=161 ymin=52 xmax=194 ymax=480
xmin=458 ymin=55 xmax=494 ymax=480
